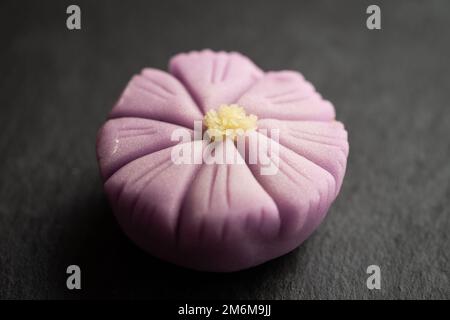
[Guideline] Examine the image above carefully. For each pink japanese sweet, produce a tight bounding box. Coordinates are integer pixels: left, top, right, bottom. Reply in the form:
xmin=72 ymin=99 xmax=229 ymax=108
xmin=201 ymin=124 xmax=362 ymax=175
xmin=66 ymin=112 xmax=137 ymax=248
xmin=96 ymin=50 xmax=349 ymax=272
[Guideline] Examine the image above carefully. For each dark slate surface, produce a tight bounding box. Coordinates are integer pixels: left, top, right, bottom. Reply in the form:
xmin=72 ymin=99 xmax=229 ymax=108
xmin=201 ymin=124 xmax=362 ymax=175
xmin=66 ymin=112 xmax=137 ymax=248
xmin=0 ymin=0 xmax=448 ymax=299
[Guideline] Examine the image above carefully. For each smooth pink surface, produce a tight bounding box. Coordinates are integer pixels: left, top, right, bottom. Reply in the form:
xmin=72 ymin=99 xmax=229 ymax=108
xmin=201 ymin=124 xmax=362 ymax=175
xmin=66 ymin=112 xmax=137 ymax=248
xmin=96 ymin=50 xmax=349 ymax=271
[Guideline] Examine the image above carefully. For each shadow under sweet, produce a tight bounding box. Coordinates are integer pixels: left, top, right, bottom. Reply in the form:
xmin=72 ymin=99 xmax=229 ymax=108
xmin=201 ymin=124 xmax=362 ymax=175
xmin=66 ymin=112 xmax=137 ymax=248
xmin=54 ymin=179 xmax=308 ymax=300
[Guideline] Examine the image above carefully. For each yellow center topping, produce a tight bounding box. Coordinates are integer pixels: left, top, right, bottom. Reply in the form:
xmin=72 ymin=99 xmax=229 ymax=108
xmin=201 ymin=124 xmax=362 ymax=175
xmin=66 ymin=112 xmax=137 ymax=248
xmin=203 ymin=104 xmax=258 ymax=141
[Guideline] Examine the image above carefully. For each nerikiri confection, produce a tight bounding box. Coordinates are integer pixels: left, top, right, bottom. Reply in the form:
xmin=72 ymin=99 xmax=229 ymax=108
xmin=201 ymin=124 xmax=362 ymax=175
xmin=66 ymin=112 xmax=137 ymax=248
xmin=96 ymin=50 xmax=349 ymax=271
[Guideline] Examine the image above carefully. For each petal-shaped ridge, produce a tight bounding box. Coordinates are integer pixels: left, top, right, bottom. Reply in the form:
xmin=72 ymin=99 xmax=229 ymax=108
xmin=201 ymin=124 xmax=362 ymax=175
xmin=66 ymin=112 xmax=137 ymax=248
xmin=258 ymin=119 xmax=348 ymax=194
xmin=177 ymin=139 xmax=280 ymax=271
xmin=105 ymin=141 xmax=204 ymax=261
xmin=96 ymin=117 xmax=192 ymax=180
xmin=110 ymin=68 xmax=203 ymax=128
xmin=240 ymin=132 xmax=336 ymax=241
xmin=169 ymin=50 xmax=263 ymax=113
xmin=237 ymin=71 xmax=336 ymax=121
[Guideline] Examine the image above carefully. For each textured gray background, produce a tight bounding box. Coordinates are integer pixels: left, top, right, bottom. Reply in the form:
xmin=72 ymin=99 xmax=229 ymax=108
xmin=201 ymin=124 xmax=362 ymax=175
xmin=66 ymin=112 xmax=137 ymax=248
xmin=0 ymin=0 xmax=449 ymax=299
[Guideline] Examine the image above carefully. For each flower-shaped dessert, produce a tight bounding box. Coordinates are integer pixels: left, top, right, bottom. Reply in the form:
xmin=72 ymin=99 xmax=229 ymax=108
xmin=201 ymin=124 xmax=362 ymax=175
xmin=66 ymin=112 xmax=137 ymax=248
xmin=96 ymin=50 xmax=349 ymax=271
